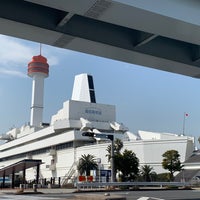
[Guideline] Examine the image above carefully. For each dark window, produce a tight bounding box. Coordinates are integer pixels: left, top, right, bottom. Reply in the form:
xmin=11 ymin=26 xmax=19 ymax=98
xmin=90 ymin=90 xmax=96 ymax=103
xmin=88 ymin=75 xmax=94 ymax=89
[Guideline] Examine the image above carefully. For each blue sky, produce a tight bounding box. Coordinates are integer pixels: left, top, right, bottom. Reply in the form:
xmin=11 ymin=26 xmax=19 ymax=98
xmin=0 ymin=34 xmax=200 ymax=146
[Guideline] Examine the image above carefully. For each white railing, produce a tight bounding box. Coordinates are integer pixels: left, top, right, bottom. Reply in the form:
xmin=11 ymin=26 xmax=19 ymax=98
xmin=61 ymin=161 xmax=77 ymax=186
xmin=76 ymin=181 xmax=189 ymax=190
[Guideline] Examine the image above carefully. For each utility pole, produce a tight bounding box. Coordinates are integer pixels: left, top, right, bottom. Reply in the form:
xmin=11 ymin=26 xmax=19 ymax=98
xmin=110 ymin=135 xmax=115 ymax=182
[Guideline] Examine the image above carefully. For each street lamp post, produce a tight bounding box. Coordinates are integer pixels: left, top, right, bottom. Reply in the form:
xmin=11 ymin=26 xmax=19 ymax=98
xmin=96 ymin=158 xmax=101 ymax=183
xmin=82 ymin=132 xmax=115 ymax=182
xmin=110 ymin=135 xmax=115 ymax=182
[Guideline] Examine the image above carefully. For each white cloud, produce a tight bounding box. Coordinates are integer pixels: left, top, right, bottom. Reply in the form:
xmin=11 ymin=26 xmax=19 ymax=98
xmin=0 ymin=35 xmax=60 ymax=78
xmin=0 ymin=68 xmax=26 ymax=78
xmin=0 ymin=35 xmax=34 ymax=66
xmin=44 ymin=52 xmax=59 ymax=66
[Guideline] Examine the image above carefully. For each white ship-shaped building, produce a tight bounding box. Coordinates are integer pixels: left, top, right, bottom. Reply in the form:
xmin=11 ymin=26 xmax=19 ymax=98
xmin=0 ymin=54 xmax=195 ymax=186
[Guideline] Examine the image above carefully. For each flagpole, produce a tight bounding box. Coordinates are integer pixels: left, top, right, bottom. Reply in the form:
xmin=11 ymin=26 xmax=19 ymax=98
xmin=182 ymin=112 xmax=186 ymax=135
xmin=182 ymin=112 xmax=188 ymax=135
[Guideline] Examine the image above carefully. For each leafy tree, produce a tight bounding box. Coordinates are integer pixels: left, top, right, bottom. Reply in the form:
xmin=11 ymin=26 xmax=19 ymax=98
xmin=77 ymin=154 xmax=98 ymax=176
xmin=156 ymin=173 xmax=169 ymax=182
xmin=106 ymin=139 xmax=139 ymax=181
xmin=162 ymin=150 xmax=183 ymax=181
xmin=119 ymin=149 xmax=139 ymax=181
xmin=140 ymin=165 xmax=155 ymax=182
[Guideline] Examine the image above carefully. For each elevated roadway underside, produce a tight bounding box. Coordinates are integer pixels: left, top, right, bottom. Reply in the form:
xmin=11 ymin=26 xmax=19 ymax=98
xmin=1 ymin=0 xmax=200 ymax=77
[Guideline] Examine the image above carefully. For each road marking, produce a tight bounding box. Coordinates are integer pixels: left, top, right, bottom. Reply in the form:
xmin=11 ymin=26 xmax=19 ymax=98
xmin=0 ymin=195 xmax=60 ymax=200
xmin=137 ymin=197 xmax=165 ymax=200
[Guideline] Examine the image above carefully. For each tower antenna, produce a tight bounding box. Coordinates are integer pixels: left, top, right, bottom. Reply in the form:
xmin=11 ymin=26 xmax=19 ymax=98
xmin=27 ymin=47 xmax=49 ymax=127
xmin=40 ymin=43 xmax=42 ymax=55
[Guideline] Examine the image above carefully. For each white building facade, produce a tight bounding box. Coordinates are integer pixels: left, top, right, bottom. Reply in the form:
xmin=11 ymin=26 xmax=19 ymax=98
xmin=0 ymin=74 xmax=195 ymax=184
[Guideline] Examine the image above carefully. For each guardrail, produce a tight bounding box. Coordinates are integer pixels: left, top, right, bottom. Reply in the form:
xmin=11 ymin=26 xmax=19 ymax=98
xmin=76 ymin=181 xmax=189 ymax=190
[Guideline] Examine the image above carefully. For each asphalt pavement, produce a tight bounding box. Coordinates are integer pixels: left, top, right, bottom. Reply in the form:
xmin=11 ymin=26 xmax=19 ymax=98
xmin=1 ymin=187 xmax=200 ymax=200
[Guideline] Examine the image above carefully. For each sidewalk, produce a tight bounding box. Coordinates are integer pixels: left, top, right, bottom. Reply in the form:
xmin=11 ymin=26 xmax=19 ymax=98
xmin=0 ymin=187 xmax=77 ymax=194
xmin=0 ymin=188 xmax=126 ymax=200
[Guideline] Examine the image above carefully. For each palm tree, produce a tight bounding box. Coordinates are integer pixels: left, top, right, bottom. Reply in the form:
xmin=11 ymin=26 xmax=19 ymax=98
xmin=106 ymin=138 xmax=123 ymax=160
xmin=140 ymin=165 xmax=154 ymax=182
xmin=77 ymin=154 xmax=98 ymax=176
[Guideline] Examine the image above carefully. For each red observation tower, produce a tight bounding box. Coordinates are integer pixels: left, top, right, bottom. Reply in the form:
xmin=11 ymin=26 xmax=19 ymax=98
xmin=28 ymin=55 xmax=49 ymax=127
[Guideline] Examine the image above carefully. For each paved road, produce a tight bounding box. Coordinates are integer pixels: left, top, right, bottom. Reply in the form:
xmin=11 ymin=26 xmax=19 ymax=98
xmin=119 ymin=190 xmax=200 ymax=200
xmin=0 ymin=195 xmax=59 ymax=200
xmin=1 ymin=189 xmax=200 ymax=200
xmin=0 ymin=193 xmax=74 ymax=200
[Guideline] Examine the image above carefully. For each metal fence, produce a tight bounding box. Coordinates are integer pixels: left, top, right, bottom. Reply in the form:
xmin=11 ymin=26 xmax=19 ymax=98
xmin=76 ymin=181 xmax=190 ymax=190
